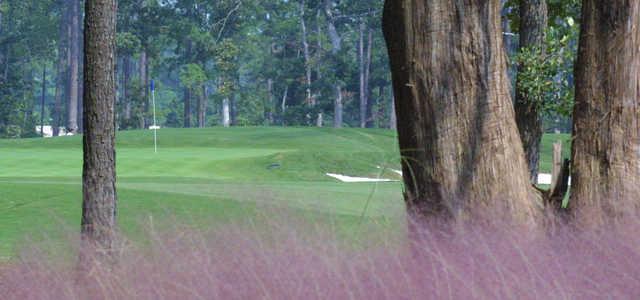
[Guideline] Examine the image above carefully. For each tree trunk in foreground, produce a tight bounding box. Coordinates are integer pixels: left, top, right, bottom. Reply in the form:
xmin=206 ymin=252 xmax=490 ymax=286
xmin=570 ymin=1 xmax=640 ymax=225
xmin=515 ymin=0 xmax=548 ymax=183
xmin=81 ymin=0 xmax=118 ymax=255
xmin=382 ymin=0 xmax=542 ymax=223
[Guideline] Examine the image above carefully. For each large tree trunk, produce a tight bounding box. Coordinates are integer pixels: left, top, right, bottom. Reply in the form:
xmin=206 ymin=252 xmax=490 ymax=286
xmin=67 ymin=0 xmax=80 ymax=134
xmin=81 ymin=0 xmax=118 ymax=255
xmin=570 ymin=1 xmax=640 ymax=225
xmin=515 ymin=0 xmax=548 ymax=183
xmin=382 ymin=0 xmax=542 ymax=223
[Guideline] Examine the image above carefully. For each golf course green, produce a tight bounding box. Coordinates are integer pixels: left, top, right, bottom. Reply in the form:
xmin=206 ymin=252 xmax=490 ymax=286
xmin=0 ymin=127 xmax=570 ymax=259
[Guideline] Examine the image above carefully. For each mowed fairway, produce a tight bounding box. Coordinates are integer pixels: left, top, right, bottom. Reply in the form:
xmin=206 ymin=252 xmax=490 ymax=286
xmin=0 ymin=127 xmax=570 ymax=259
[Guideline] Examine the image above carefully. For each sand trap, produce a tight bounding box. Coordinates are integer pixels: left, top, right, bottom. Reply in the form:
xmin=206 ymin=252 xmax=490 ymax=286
xmin=326 ymin=173 xmax=398 ymax=183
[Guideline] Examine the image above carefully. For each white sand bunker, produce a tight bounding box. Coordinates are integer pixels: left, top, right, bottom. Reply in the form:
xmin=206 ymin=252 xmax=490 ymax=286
xmin=326 ymin=173 xmax=398 ymax=183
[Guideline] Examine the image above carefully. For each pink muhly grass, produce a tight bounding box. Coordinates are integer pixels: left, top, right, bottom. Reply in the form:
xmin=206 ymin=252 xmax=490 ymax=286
xmin=2 ymin=213 xmax=640 ymax=300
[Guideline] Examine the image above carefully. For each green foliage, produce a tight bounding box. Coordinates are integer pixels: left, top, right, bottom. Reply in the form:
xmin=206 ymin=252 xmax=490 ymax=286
xmin=514 ymin=17 xmax=578 ymax=117
xmin=179 ymin=63 xmax=207 ymax=90
xmin=117 ymin=32 xmax=142 ymax=55
xmin=214 ymin=39 xmax=240 ymax=97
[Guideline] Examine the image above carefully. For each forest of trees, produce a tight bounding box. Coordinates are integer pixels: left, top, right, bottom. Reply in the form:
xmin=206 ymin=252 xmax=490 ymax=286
xmin=0 ymin=0 xmax=579 ymax=140
xmin=0 ymin=0 xmax=399 ymax=137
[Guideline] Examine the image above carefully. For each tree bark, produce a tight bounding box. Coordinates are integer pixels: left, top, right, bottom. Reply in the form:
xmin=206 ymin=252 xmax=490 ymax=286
xmin=570 ymin=1 xmax=640 ymax=225
xmin=383 ymin=0 xmax=542 ymax=223
xmin=81 ymin=0 xmax=118 ymax=255
xmin=515 ymin=0 xmax=548 ymax=183
xmin=67 ymin=0 xmax=80 ymax=134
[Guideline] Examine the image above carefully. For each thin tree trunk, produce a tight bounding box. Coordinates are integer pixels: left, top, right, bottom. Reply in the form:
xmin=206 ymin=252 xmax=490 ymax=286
xmin=364 ymin=28 xmax=373 ymax=128
xmin=333 ymin=86 xmax=342 ymax=128
xmin=388 ymin=88 xmax=396 ymax=130
xmin=123 ymin=56 xmax=131 ymax=121
xmin=81 ymin=0 xmax=118 ymax=256
xmin=383 ymin=0 xmax=542 ymax=223
xmin=40 ymin=67 xmax=46 ymax=137
xmin=198 ymin=85 xmax=206 ymax=128
xmin=570 ymin=0 xmax=640 ymax=225
xmin=139 ymin=49 xmax=148 ymax=127
xmin=324 ymin=0 xmax=342 ymax=128
xmin=515 ymin=0 xmax=548 ymax=183
xmin=359 ymin=21 xmax=366 ymax=128
xmin=230 ymin=94 xmax=237 ymax=126
xmin=222 ymin=98 xmax=230 ymax=127
xmin=53 ymin=4 xmax=69 ymax=137
xmin=67 ymin=0 xmax=80 ymax=134
xmin=77 ymin=0 xmax=84 ymax=132
xmin=183 ymin=88 xmax=191 ymax=128
xmin=315 ymin=9 xmax=323 ymax=80
xmin=299 ymin=1 xmax=313 ymax=107
xmin=266 ymin=78 xmax=274 ymax=125
xmin=281 ymin=86 xmax=289 ymax=126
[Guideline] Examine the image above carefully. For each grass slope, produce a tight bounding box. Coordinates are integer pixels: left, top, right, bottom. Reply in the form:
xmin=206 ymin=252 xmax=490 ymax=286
xmin=0 ymin=127 xmax=569 ymax=259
